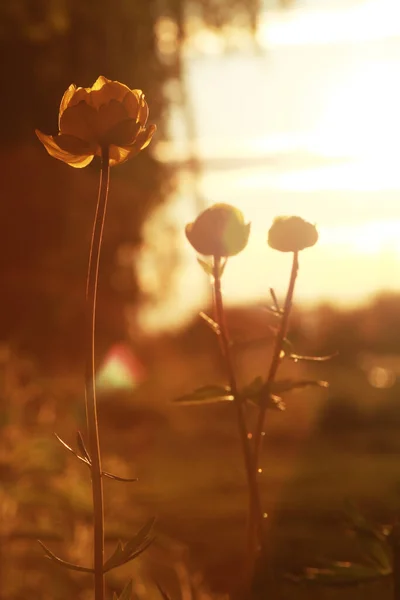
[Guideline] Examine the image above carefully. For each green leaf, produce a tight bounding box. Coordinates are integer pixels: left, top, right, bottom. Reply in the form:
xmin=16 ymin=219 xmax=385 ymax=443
xmin=102 ymin=470 xmax=138 ymax=483
xmin=54 ymin=433 xmax=90 ymax=466
xmin=76 ymin=431 xmax=91 ymax=463
xmin=123 ymin=517 xmax=156 ymax=556
xmin=245 ymin=379 xmax=328 ymax=408
xmin=269 ymin=287 xmax=281 ymax=312
xmin=196 ymin=257 xmax=227 ymax=277
xmin=118 ymin=580 xmax=133 ymax=600
xmin=173 ymin=385 xmax=233 ymax=405
xmin=219 ymin=257 xmax=228 ymax=276
xmin=289 ymin=352 xmax=338 ymax=362
xmin=103 ymin=518 xmax=155 ymax=573
xmin=269 ymin=379 xmax=329 ymax=395
xmin=103 ymin=541 xmax=124 ymax=572
xmin=196 ymin=258 xmax=213 ymax=276
xmin=37 ymin=540 xmax=94 ymax=573
xmin=241 ymin=376 xmax=264 ymax=399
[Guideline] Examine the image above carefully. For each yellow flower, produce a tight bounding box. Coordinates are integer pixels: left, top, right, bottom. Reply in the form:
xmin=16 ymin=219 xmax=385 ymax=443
xmin=35 ymin=76 xmax=156 ymax=168
xmin=268 ymin=216 xmax=318 ymax=253
xmin=185 ymin=203 xmax=251 ymax=257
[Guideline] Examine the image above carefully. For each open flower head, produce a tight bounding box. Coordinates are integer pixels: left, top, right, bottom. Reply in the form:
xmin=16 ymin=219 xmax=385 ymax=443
xmin=268 ymin=216 xmax=318 ymax=253
xmin=185 ymin=203 xmax=250 ymax=257
xmin=36 ymin=76 xmax=156 ymax=167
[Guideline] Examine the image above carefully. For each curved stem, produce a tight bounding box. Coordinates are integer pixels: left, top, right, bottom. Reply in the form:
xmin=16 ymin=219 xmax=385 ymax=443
xmin=85 ymin=146 xmax=110 ymax=600
xmin=212 ymin=258 xmax=263 ymax=555
xmin=253 ymin=251 xmax=299 ymax=470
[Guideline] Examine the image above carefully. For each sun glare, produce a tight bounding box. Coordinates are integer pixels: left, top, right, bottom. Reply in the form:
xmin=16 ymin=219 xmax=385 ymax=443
xmin=141 ymin=0 xmax=400 ymax=331
xmin=258 ymin=0 xmax=400 ymax=47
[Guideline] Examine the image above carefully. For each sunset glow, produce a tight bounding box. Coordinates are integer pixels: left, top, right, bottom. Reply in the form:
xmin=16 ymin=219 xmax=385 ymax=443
xmin=141 ymin=0 xmax=400 ymax=331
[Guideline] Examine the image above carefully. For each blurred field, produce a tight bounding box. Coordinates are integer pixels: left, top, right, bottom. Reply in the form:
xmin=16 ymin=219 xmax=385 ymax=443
xmin=2 ymin=311 xmax=400 ymax=599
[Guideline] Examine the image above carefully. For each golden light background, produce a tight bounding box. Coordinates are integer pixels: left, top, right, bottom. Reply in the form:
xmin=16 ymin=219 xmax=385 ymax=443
xmin=140 ymin=0 xmax=400 ymax=331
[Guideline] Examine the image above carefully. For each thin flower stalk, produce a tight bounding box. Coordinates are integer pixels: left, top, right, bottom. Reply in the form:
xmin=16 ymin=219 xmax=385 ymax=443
xmin=36 ymin=76 xmax=156 ymax=599
xmin=85 ymin=145 xmax=111 ymax=600
xmin=212 ymin=258 xmax=263 ymax=556
xmin=253 ymin=251 xmax=299 ymax=469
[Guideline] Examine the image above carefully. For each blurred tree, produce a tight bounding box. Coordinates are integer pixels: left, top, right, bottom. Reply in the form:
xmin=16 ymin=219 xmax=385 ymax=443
xmin=0 ymin=0 xmax=291 ymax=366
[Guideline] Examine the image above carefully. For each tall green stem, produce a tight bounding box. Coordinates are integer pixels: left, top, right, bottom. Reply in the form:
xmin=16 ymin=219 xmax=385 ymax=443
xmin=212 ymin=258 xmax=263 ymax=556
xmin=253 ymin=251 xmax=299 ymax=470
xmin=85 ymin=146 xmax=110 ymax=600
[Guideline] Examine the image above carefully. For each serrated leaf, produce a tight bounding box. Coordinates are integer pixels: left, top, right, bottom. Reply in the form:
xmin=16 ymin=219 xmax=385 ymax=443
xmin=104 ymin=518 xmax=155 ymax=573
xmin=123 ymin=517 xmax=156 ymax=556
xmin=270 ymin=379 xmax=329 ymax=395
xmin=104 ymin=539 xmax=154 ymax=572
xmin=103 ymin=541 xmax=124 ymax=572
xmin=269 ymin=287 xmax=281 ymax=312
xmin=241 ymin=376 xmax=264 ymax=399
xmin=196 ymin=257 xmax=227 ymax=277
xmin=102 ymin=470 xmax=138 ymax=483
xmin=173 ymin=385 xmax=233 ymax=405
xmin=118 ymin=580 xmax=133 ymax=600
xmin=54 ymin=433 xmax=90 ymax=466
xmin=246 ymin=379 xmax=328 ymax=409
xmin=120 ymin=537 xmax=155 ymax=568
xmin=219 ymin=257 xmax=228 ymax=276
xmin=196 ymin=258 xmax=213 ymax=276
xmin=38 ymin=540 xmax=94 ymax=573
xmin=76 ymin=431 xmax=91 ymax=463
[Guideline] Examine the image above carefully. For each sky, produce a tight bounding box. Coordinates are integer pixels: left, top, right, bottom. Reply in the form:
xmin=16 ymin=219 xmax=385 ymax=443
xmin=139 ymin=0 xmax=400 ymax=331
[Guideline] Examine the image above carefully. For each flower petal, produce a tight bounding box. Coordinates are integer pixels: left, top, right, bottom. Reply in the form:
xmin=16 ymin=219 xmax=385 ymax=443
xmin=107 ymin=124 xmax=157 ymax=166
xmin=91 ymin=75 xmax=111 ymax=90
xmin=108 ymin=145 xmax=136 ymax=166
xmin=138 ymin=93 xmax=149 ymax=126
xmin=35 ymin=130 xmax=95 ymax=168
xmin=59 ymin=84 xmax=77 ymax=123
xmin=126 ymin=90 xmax=149 ymax=125
xmin=67 ymin=86 xmax=92 ymax=107
xmin=89 ymin=78 xmax=132 ymax=109
xmin=59 ymin=101 xmax=99 ymax=144
xmin=97 ymin=100 xmax=130 ymax=140
xmin=135 ymin=124 xmax=157 ymax=151
xmin=54 ymin=133 xmax=97 ymax=155
xmin=103 ymin=118 xmax=141 ymax=146
xmin=123 ymin=91 xmax=140 ymax=119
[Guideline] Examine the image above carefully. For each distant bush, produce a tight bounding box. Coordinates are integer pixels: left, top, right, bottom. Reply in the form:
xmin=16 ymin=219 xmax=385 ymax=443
xmin=317 ymin=395 xmax=369 ymax=434
xmin=371 ymin=390 xmax=400 ymax=429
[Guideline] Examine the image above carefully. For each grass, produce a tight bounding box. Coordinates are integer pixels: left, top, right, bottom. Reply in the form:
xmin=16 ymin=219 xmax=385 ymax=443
xmin=2 ymin=342 xmax=400 ymax=598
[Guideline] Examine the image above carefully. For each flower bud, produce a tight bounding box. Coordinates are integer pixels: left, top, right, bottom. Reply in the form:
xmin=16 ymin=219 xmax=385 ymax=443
xmin=268 ymin=216 xmax=318 ymax=253
xmin=185 ymin=203 xmax=250 ymax=257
